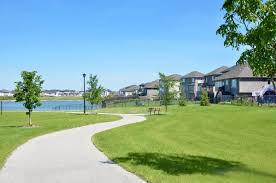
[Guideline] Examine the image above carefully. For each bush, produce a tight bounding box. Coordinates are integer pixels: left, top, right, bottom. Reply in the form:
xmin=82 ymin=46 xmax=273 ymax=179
xmin=200 ymin=90 xmax=210 ymax=106
xmin=178 ymin=96 xmax=187 ymax=106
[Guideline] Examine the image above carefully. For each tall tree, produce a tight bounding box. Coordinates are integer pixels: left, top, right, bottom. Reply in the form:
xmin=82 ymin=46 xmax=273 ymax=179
xmin=159 ymin=73 xmax=176 ymax=112
xmin=86 ymin=74 xmax=104 ymax=110
xmin=217 ymin=0 xmax=276 ymax=89
xmin=14 ymin=71 xmax=44 ymax=126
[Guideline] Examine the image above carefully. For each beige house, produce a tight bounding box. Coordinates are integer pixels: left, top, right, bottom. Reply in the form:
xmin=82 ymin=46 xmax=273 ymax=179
xmin=181 ymin=71 xmax=205 ymax=100
xmin=119 ymin=85 xmax=139 ymax=97
xmin=139 ymin=80 xmax=159 ymax=99
xmin=159 ymin=74 xmax=182 ymax=98
xmin=214 ymin=64 xmax=271 ymax=97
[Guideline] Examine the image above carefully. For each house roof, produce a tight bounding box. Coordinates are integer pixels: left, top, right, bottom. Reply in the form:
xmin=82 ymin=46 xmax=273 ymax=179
xmin=168 ymin=74 xmax=182 ymax=81
xmin=182 ymin=71 xmax=204 ymax=79
xmin=119 ymin=85 xmax=139 ymax=92
xmin=0 ymin=89 xmax=10 ymax=93
xmin=205 ymin=66 xmax=229 ymax=76
xmin=143 ymin=80 xmax=160 ymax=89
xmin=214 ymin=64 xmax=262 ymax=81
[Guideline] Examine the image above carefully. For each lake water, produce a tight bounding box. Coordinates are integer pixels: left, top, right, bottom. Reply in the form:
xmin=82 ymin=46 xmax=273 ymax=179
xmin=0 ymin=100 xmax=98 ymax=111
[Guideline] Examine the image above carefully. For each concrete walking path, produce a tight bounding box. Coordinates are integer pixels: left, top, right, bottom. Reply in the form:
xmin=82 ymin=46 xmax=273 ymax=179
xmin=0 ymin=114 xmax=146 ymax=183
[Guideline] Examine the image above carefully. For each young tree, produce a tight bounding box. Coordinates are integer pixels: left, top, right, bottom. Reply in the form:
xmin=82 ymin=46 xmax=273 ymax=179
xmin=217 ymin=0 xmax=276 ymax=89
xmin=159 ymin=73 xmax=176 ymax=112
xmin=86 ymin=74 xmax=104 ymax=110
xmin=200 ymin=89 xmax=210 ymax=106
xmin=178 ymin=88 xmax=187 ymax=106
xmin=14 ymin=71 xmax=44 ymax=126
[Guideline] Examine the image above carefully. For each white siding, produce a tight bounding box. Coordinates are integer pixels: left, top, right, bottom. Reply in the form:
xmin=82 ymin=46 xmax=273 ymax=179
xmin=239 ymin=81 xmax=268 ymax=93
xmin=146 ymin=89 xmax=159 ymax=98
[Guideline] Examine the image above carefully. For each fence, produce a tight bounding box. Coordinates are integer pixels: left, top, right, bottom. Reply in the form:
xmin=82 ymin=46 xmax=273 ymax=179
xmin=216 ymin=95 xmax=276 ymax=106
xmin=104 ymin=99 xmax=162 ymax=108
xmin=52 ymin=104 xmax=100 ymax=111
xmin=258 ymin=95 xmax=276 ymax=105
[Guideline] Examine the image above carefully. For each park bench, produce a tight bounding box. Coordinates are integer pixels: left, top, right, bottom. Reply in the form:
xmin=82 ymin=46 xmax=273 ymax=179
xmin=148 ymin=107 xmax=161 ymax=115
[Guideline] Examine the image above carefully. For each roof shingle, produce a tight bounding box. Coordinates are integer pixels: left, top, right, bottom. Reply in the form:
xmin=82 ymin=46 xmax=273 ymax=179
xmin=182 ymin=71 xmax=204 ymax=79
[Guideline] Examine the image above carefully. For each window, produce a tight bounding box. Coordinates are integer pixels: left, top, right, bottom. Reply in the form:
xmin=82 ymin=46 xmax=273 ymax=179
xmin=215 ymin=81 xmax=223 ymax=88
xmin=231 ymin=79 xmax=237 ymax=89
xmin=225 ymin=80 xmax=229 ymax=85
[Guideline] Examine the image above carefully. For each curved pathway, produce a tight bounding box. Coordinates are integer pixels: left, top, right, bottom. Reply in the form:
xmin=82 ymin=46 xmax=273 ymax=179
xmin=0 ymin=114 xmax=146 ymax=183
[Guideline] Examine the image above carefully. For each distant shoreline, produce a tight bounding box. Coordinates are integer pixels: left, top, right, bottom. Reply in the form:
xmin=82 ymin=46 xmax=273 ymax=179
xmin=0 ymin=96 xmax=83 ymax=102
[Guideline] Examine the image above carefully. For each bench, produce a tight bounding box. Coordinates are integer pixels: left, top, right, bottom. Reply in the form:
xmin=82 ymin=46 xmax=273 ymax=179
xmin=148 ymin=107 xmax=161 ymax=115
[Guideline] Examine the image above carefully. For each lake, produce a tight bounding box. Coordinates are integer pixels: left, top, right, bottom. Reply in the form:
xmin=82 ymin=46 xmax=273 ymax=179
xmin=0 ymin=100 xmax=98 ymax=111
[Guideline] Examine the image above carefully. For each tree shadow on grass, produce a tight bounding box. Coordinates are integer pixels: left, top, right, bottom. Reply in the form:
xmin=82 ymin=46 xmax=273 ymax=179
xmin=112 ymin=152 xmax=244 ymax=176
xmin=0 ymin=125 xmax=40 ymax=129
xmin=0 ymin=125 xmax=24 ymax=128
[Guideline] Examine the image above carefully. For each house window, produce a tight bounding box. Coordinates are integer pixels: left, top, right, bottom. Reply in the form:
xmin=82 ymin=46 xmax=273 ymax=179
xmin=231 ymin=79 xmax=237 ymax=89
xmin=225 ymin=80 xmax=229 ymax=86
xmin=215 ymin=81 xmax=223 ymax=88
xmin=192 ymin=78 xmax=195 ymax=83
xmin=212 ymin=76 xmax=215 ymax=80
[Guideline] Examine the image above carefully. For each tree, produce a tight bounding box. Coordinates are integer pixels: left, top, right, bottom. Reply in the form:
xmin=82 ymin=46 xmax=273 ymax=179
xmin=200 ymin=89 xmax=210 ymax=106
xmin=14 ymin=71 xmax=44 ymax=126
xmin=159 ymin=73 xmax=176 ymax=112
xmin=86 ymin=74 xmax=104 ymax=110
xmin=217 ymin=0 xmax=276 ymax=89
xmin=178 ymin=89 xmax=187 ymax=106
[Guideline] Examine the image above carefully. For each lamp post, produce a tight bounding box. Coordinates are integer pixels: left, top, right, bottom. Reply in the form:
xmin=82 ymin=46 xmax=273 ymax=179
xmin=83 ymin=73 xmax=86 ymax=115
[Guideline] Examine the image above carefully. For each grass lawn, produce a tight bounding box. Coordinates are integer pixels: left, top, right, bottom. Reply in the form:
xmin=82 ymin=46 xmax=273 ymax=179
xmin=94 ymin=105 xmax=276 ymax=183
xmin=0 ymin=112 xmax=120 ymax=168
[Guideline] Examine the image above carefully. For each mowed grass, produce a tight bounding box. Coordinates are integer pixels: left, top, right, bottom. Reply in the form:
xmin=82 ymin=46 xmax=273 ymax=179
xmin=94 ymin=105 xmax=276 ymax=183
xmin=0 ymin=112 xmax=120 ymax=168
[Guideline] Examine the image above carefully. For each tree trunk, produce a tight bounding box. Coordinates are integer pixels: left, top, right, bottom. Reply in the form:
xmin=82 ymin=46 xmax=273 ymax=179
xmin=28 ymin=109 xmax=32 ymax=126
xmin=271 ymin=44 xmax=276 ymax=90
xmin=165 ymin=104 xmax=168 ymax=112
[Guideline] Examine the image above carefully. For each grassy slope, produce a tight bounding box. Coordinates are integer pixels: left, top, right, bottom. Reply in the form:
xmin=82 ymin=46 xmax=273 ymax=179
xmin=94 ymin=105 xmax=276 ymax=183
xmin=0 ymin=112 xmax=120 ymax=168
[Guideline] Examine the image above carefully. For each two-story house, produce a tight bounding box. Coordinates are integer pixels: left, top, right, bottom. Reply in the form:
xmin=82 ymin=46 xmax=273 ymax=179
xmin=181 ymin=71 xmax=204 ymax=100
xmin=119 ymin=85 xmax=139 ymax=97
xmin=214 ymin=64 xmax=272 ymax=99
xmin=203 ymin=66 xmax=229 ymax=101
xmin=139 ymin=80 xmax=160 ymax=99
xmin=159 ymin=74 xmax=183 ymax=98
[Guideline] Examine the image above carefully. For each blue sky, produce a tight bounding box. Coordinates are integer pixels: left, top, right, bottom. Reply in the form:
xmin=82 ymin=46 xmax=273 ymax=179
xmin=0 ymin=0 xmax=240 ymax=91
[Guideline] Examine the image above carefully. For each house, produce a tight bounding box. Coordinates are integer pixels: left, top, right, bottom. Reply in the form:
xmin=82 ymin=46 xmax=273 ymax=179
xmin=214 ymin=64 xmax=272 ymax=98
xmin=203 ymin=66 xmax=229 ymax=101
xmin=159 ymin=74 xmax=183 ymax=98
xmin=119 ymin=85 xmax=139 ymax=97
xmin=42 ymin=90 xmax=80 ymax=97
xmin=102 ymin=89 xmax=112 ymax=97
xmin=181 ymin=71 xmax=205 ymax=100
xmin=139 ymin=80 xmax=160 ymax=99
xmin=0 ymin=89 xmax=13 ymax=97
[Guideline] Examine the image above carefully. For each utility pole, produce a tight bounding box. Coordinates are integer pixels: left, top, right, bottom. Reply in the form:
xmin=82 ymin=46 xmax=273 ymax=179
xmin=0 ymin=101 xmax=2 ymax=115
xmin=83 ymin=73 xmax=86 ymax=115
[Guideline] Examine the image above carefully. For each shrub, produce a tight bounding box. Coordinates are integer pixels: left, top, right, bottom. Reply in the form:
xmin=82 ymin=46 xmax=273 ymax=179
xmin=178 ymin=96 xmax=187 ymax=106
xmin=200 ymin=90 xmax=210 ymax=106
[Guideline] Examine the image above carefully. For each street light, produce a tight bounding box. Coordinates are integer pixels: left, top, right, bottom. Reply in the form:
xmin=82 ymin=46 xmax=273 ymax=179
xmin=83 ymin=73 xmax=86 ymax=115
